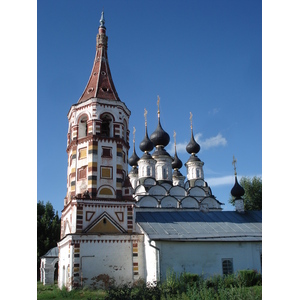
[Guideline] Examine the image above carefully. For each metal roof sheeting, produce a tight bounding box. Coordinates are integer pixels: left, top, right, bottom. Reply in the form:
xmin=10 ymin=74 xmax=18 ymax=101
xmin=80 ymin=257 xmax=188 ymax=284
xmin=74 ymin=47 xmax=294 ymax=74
xmin=136 ymin=210 xmax=262 ymax=242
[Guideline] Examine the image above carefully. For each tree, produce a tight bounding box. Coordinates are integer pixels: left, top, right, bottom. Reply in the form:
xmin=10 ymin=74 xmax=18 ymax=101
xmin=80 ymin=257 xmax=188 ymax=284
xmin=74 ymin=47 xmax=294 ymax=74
xmin=229 ymin=176 xmax=262 ymax=211
xmin=37 ymin=201 xmax=61 ymax=279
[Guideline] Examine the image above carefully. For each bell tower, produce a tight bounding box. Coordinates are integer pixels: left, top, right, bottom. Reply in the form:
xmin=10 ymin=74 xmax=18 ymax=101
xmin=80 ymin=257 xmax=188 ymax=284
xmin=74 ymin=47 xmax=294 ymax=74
xmin=58 ymin=12 xmax=141 ymax=290
xmin=65 ymin=11 xmax=131 ymax=203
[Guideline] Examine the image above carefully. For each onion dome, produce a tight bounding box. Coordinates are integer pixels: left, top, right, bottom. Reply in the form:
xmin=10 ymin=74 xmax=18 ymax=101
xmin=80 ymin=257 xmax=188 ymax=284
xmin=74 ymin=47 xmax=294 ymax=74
xmin=172 ymin=133 xmax=183 ymax=169
xmin=231 ymin=175 xmax=245 ymax=199
xmin=150 ymin=119 xmax=170 ymax=147
xmin=150 ymin=96 xmax=170 ymax=147
xmin=172 ymin=151 xmax=183 ymax=169
xmin=186 ymin=130 xmax=200 ymax=154
xmin=139 ymin=126 xmax=154 ymax=153
xmin=186 ymin=112 xmax=200 ymax=154
xmin=231 ymin=156 xmax=245 ymax=199
xmin=128 ymin=145 xmax=140 ymax=167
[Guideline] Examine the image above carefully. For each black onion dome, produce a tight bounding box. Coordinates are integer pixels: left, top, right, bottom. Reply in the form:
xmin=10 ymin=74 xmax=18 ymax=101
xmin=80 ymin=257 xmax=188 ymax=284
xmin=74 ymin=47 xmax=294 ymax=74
xmin=150 ymin=119 xmax=170 ymax=147
xmin=231 ymin=176 xmax=245 ymax=199
xmin=128 ymin=146 xmax=140 ymax=167
xmin=172 ymin=150 xmax=183 ymax=170
xmin=186 ymin=130 xmax=200 ymax=154
xmin=139 ymin=127 xmax=154 ymax=152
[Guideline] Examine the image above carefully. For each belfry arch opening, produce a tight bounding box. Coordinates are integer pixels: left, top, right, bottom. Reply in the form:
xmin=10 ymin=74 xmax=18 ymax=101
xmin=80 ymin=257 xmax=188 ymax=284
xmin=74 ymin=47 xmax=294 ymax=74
xmin=100 ymin=114 xmax=112 ymax=137
xmin=78 ymin=115 xmax=88 ymax=138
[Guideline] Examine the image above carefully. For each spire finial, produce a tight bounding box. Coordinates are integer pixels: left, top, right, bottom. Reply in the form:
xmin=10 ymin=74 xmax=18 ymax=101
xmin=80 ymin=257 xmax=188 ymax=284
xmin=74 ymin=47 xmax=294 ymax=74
xmin=144 ymin=108 xmax=148 ymax=126
xmin=100 ymin=10 xmax=105 ymax=28
xmin=133 ymin=127 xmax=136 ymax=144
xmin=232 ymin=155 xmax=237 ymax=176
xmin=173 ymin=131 xmax=177 ymax=146
xmin=190 ymin=112 xmax=193 ymax=130
xmin=157 ymin=95 xmax=160 ymax=118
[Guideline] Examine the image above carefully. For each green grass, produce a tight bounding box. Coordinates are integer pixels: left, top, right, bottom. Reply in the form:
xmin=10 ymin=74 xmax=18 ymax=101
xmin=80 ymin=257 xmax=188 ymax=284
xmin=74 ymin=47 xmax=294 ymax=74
xmin=37 ymin=282 xmax=106 ymax=299
xmin=37 ymin=270 xmax=262 ymax=300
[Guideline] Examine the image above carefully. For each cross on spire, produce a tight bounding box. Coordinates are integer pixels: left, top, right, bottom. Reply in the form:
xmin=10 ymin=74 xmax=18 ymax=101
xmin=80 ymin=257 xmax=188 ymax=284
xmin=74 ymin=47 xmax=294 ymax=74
xmin=157 ymin=95 xmax=160 ymax=117
xmin=100 ymin=10 xmax=105 ymax=28
xmin=190 ymin=112 xmax=193 ymax=130
xmin=232 ymin=155 xmax=237 ymax=176
xmin=173 ymin=130 xmax=177 ymax=146
xmin=144 ymin=108 xmax=148 ymax=126
xmin=133 ymin=127 xmax=136 ymax=144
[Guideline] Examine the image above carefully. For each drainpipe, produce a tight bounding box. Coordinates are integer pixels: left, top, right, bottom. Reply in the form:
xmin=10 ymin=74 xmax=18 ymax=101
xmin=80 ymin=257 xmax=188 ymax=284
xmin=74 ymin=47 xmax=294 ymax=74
xmin=148 ymin=240 xmax=160 ymax=283
xmin=80 ymin=255 xmax=95 ymax=287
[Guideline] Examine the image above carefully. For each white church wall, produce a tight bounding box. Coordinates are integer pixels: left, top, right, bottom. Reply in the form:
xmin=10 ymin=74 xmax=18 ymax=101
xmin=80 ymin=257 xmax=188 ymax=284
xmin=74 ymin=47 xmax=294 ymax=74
xmin=156 ymin=241 xmax=262 ymax=281
xmin=78 ymin=235 xmax=145 ymax=288
xmin=58 ymin=240 xmax=72 ymax=289
xmin=143 ymin=236 xmax=160 ymax=284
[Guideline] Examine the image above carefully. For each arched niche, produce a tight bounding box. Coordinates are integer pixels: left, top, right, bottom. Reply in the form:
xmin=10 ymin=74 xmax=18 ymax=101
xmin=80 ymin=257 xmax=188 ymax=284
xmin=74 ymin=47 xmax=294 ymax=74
xmin=181 ymin=196 xmax=199 ymax=208
xmin=78 ymin=114 xmax=89 ymax=138
xmin=137 ymin=196 xmax=159 ymax=208
xmin=148 ymin=185 xmax=167 ymax=199
xmin=169 ymin=186 xmax=187 ymax=200
xmin=97 ymin=186 xmax=115 ymax=198
xmin=188 ymin=186 xmax=206 ymax=197
xmin=160 ymin=196 xmax=178 ymax=208
xmin=201 ymin=197 xmax=221 ymax=209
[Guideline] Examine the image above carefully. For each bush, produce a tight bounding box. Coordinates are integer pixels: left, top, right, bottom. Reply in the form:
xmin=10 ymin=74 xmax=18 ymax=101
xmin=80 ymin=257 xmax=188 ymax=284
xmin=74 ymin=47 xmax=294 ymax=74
xmin=237 ymin=270 xmax=262 ymax=287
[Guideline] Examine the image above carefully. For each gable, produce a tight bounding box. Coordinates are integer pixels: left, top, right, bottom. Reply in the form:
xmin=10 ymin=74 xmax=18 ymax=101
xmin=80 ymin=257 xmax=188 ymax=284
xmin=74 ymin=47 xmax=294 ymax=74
xmin=83 ymin=212 xmax=126 ymax=234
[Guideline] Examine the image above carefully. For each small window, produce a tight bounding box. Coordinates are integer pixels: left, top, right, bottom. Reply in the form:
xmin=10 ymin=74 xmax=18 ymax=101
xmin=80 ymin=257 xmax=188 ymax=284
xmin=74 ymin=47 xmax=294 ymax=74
xmin=102 ymin=147 xmax=112 ymax=158
xmin=222 ymin=259 xmax=233 ymax=275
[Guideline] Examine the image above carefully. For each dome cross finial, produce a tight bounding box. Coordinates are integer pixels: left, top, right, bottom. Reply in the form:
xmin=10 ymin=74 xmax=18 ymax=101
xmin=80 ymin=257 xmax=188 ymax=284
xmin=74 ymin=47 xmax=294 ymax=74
xmin=100 ymin=10 xmax=105 ymax=28
xmin=232 ymin=155 xmax=237 ymax=176
xmin=133 ymin=126 xmax=136 ymax=144
xmin=157 ymin=95 xmax=160 ymax=118
xmin=190 ymin=112 xmax=193 ymax=130
xmin=144 ymin=108 xmax=148 ymax=126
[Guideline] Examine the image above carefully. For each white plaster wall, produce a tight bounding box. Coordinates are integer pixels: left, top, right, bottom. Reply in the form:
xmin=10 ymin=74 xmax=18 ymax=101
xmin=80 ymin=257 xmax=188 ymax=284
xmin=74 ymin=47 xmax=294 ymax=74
xmin=156 ymin=241 xmax=262 ymax=281
xmin=143 ymin=237 xmax=159 ymax=283
xmin=78 ymin=235 xmax=145 ymax=288
xmin=58 ymin=240 xmax=71 ymax=289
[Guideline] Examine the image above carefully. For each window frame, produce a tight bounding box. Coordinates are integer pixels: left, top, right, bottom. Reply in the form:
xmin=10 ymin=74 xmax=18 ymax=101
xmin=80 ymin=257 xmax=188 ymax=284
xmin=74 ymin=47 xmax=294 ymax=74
xmin=222 ymin=258 xmax=233 ymax=275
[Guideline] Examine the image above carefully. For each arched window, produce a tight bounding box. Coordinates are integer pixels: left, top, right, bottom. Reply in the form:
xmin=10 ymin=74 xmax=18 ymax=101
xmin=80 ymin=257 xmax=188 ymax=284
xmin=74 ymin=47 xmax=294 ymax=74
xmin=78 ymin=115 xmax=88 ymax=138
xmin=222 ymin=259 xmax=233 ymax=275
xmin=100 ymin=114 xmax=112 ymax=137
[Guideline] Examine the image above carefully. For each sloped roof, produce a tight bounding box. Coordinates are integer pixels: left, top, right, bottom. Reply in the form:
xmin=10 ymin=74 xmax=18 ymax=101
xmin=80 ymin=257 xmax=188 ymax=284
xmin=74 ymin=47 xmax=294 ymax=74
xmin=41 ymin=246 xmax=59 ymax=258
xmin=136 ymin=209 xmax=262 ymax=242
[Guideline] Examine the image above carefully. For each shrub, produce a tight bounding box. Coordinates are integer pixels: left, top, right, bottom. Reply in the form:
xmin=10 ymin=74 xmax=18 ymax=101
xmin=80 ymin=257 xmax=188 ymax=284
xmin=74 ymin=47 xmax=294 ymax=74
xmin=237 ymin=270 xmax=262 ymax=287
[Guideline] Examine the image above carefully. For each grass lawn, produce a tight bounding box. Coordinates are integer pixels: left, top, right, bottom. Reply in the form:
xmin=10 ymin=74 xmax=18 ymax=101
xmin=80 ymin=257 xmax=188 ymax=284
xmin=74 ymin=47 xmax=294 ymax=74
xmin=37 ymin=282 xmax=106 ymax=299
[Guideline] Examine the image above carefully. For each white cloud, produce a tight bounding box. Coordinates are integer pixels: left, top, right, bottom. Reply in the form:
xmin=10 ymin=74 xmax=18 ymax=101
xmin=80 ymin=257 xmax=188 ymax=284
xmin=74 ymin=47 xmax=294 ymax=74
xmin=195 ymin=132 xmax=227 ymax=150
xmin=167 ymin=132 xmax=227 ymax=154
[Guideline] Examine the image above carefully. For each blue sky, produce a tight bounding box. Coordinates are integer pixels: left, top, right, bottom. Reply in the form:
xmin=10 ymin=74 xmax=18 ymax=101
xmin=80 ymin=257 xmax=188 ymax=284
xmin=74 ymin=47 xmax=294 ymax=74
xmin=37 ymin=0 xmax=262 ymax=213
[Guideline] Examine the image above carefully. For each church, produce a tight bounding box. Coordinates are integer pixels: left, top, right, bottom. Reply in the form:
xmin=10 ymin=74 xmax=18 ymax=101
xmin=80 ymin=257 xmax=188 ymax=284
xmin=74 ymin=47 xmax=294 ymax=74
xmin=47 ymin=12 xmax=262 ymax=290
